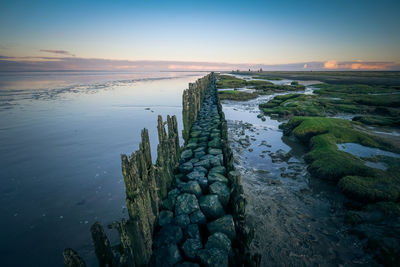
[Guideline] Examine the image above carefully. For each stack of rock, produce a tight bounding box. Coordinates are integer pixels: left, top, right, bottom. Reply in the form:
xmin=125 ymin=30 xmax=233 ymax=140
xmin=151 ymin=79 xmax=237 ymax=267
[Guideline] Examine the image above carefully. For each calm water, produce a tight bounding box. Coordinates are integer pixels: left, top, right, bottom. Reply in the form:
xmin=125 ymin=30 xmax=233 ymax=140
xmin=0 ymin=71 xmax=204 ymax=267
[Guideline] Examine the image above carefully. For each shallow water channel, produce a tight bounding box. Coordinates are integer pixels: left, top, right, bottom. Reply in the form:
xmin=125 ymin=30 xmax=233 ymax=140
xmin=220 ymin=78 xmax=378 ymax=266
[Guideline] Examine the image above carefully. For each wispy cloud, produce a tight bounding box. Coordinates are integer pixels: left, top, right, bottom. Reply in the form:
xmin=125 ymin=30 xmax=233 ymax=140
xmin=40 ymin=49 xmax=75 ymax=56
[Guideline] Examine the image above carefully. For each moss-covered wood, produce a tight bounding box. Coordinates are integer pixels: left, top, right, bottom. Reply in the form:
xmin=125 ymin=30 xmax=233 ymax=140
xmin=182 ymin=74 xmax=212 ymax=143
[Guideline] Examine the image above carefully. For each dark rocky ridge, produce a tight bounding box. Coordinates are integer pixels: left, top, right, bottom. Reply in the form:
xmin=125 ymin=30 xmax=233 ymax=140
xmin=63 ymin=73 xmax=257 ymax=266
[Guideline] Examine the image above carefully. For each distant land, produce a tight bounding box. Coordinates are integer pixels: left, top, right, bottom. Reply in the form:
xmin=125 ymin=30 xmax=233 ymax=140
xmin=0 ymin=56 xmax=399 ymax=72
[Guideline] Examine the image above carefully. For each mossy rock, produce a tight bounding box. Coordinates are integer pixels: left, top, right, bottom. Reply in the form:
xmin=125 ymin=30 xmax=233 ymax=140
xmin=338 ymin=175 xmax=400 ymax=202
xmin=283 ymin=116 xmax=399 ymax=204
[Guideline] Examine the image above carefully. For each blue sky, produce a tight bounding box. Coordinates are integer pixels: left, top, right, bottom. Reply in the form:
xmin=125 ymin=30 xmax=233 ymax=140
xmin=0 ymin=0 xmax=399 ymax=70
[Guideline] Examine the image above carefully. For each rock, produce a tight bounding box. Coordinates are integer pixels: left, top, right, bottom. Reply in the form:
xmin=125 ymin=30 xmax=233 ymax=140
xmin=199 ymin=195 xmax=225 ymax=219
xmin=158 ymin=210 xmax=173 ymax=226
xmin=208 ymin=173 xmax=228 ymax=184
xmin=190 ymin=209 xmax=207 ymax=224
xmin=270 ymin=149 xmax=291 ymax=162
xmin=211 ymin=129 xmax=220 ymax=134
xmin=190 ymin=158 xmax=199 ymax=164
xmin=200 ymin=131 xmax=210 ymax=138
xmin=209 ymin=182 xmax=231 ymax=206
xmin=200 ymin=154 xmax=215 ymax=161
xmin=163 ymin=188 xmax=180 ymax=210
xmin=174 ymin=214 xmax=190 ymax=228
xmin=207 ymin=215 xmax=236 ymax=240
xmin=194 ymin=147 xmax=206 ymax=153
xmin=180 ymin=181 xmax=203 ymax=197
xmin=194 ymin=159 xmax=211 ymax=169
xmin=197 ymin=248 xmax=228 ymax=267
xmin=208 ymin=148 xmax=222 ymax=155
xmin=154 ymin=224 xmax=183 ymax=248
xmin=154 ymin=244 xmax=183 ymax=266
xmin=187 ymin=171 xmax=206 ymax=181
xmin=189 ymin=138 xmax=198 ymax=144
xmin=210 ymin=132 xmax=220 ymax=139
xmin=205 ymin=232 xmax=232 ymax=253
xmin=209 ymin=166 xmax=226 ymax=175
xmin=180 ymin=162 xmax=194 ymax=174
xmin=196 ymin=176 xmax=209 ymax=191
xmin=186 ymin=223 xmax=201 ymax=240
xmin=187 ymin=143 xmax=198 ymax=150
xmin=181 ymin=149 xmax=193 ymax=162
xmin=198 ymin=136 xmax=209 ymax=143
xmin=208 ymin=138 xmax=222 ymax=148
xmin=210 ymin=156 xmax=222 ymax=167
xmin=194 ymin=151 xmax=206 ymax=159
xmin=186 ymin=171 xmax=208 ymax=190
xmin=239 ymin=138 xmax=250 ymax=148
xmin=193 ymin=166 xmax=208 ymax=175
xmin=181 ymin=238 xmax=203 ymax=260
xmin=175 ymin=193 xmax=200 ymax=215
xmin=191 ymin=131 xmax=201 ymax=138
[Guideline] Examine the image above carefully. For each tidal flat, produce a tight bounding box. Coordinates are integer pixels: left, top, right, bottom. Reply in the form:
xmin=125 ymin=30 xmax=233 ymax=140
xmin=219 ymin=71 xmax=400 ymax=266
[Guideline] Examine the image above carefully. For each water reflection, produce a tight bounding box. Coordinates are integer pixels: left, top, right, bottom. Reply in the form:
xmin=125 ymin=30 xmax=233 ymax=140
xmin=0 ymin=71 xmax=203 ymax=266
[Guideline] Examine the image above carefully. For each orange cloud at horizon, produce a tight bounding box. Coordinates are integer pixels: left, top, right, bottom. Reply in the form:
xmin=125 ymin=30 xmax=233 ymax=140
xmin=324 ymin=60 xmax=339 ymax=69
xmin=323 ymin=60 xmax=394 ymax=70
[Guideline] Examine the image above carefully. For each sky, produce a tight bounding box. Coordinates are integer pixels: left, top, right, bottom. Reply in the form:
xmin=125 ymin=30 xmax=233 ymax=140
xmin=0 ymin=0 xmax=399 ymax=71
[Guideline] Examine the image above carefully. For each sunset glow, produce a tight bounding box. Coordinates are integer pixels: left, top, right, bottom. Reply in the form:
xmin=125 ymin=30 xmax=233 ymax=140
xmin=1 ymin=0 xmax=399 ymax=70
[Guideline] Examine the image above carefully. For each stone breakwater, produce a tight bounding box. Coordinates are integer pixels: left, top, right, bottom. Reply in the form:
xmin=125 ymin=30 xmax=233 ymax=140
xmin=63 ymin=73 xmax=257 ymax=267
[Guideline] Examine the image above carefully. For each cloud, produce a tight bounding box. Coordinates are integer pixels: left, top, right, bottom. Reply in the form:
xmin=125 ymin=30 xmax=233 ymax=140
xmin=323 ymin=60 xmax=396 ymax=70
xmin=40 ymin=49 xmax=75 ymax=56
xmin=324 ymin=60 xmax=339 ymax=69
xmin=350 ymin=63 xmax=389 ymax=70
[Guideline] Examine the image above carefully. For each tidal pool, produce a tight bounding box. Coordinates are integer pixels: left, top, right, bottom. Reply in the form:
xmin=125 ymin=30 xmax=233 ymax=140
xmin=338 ymin=143 xmax=400 ymax=159
xmin=0 ymin=71 xmax=203 ymax=266
xmin=337 ymin=143 xmax=400 ymax=170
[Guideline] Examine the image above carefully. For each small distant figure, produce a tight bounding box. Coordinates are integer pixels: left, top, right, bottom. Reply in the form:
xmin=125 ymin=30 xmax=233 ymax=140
xmin=248 ymin=69 xmax=251 ymax=72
